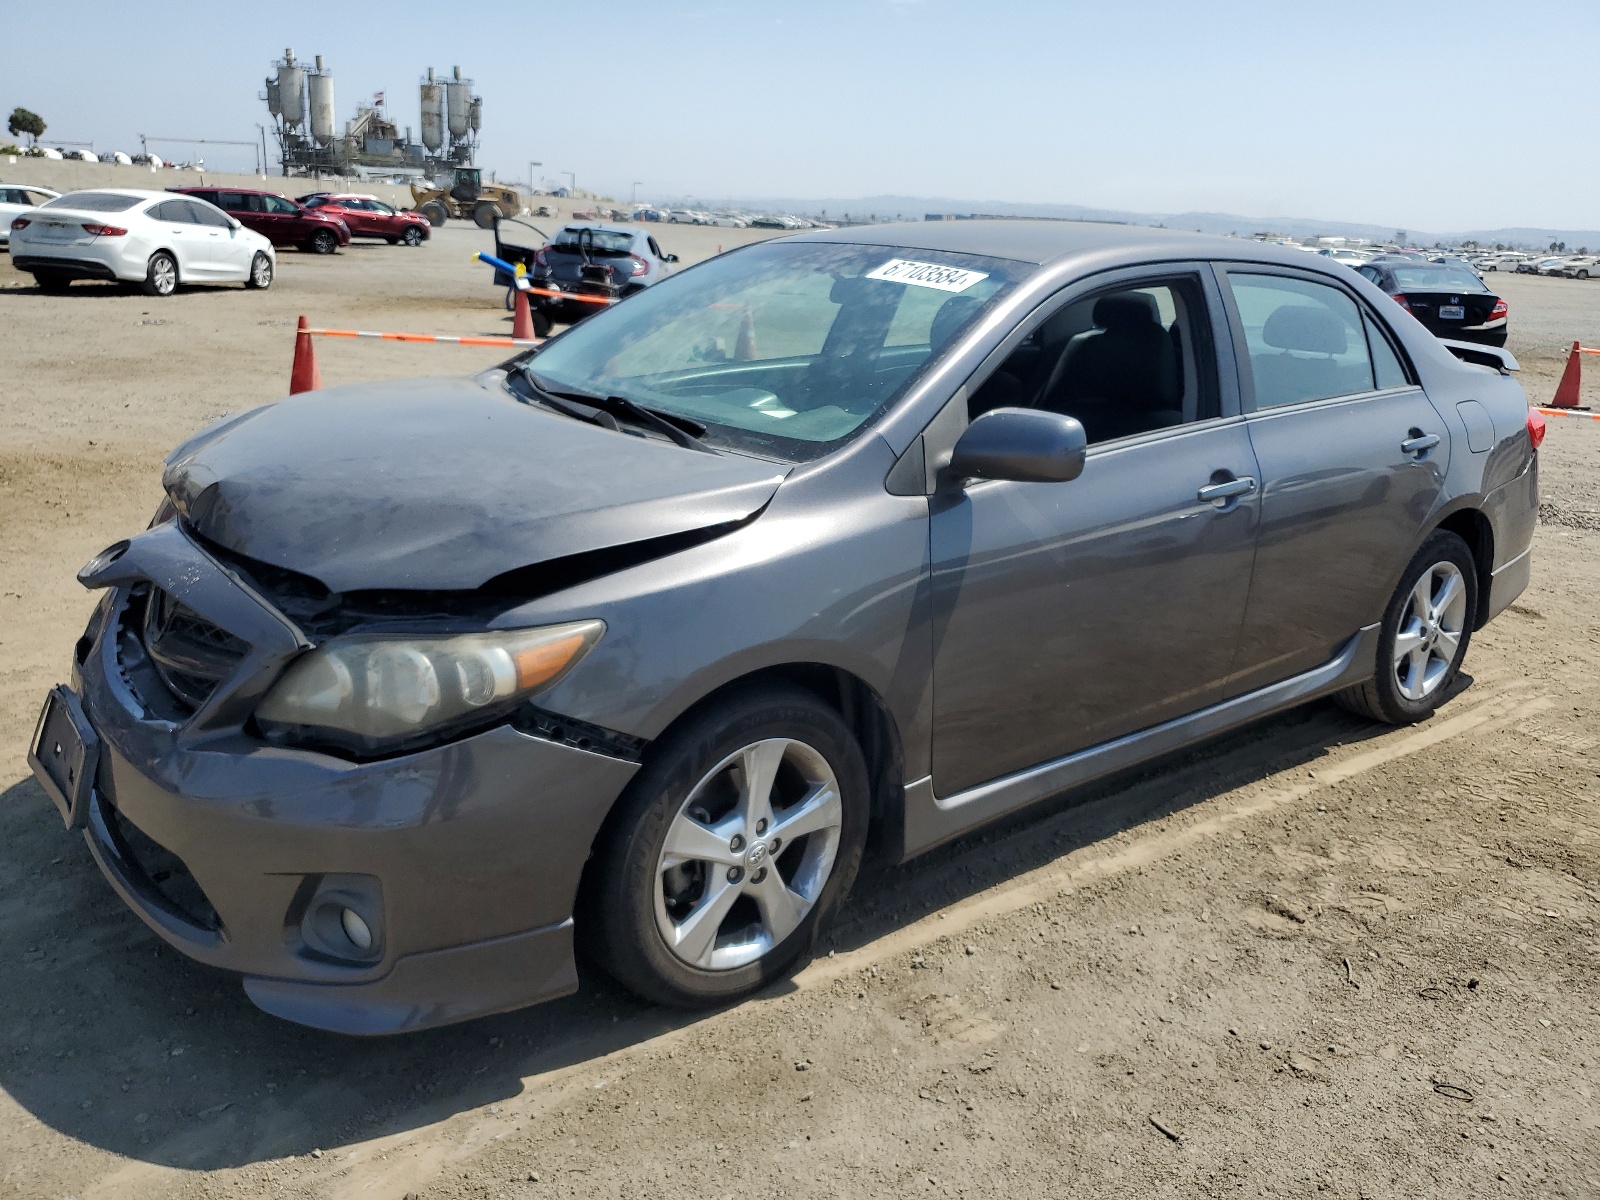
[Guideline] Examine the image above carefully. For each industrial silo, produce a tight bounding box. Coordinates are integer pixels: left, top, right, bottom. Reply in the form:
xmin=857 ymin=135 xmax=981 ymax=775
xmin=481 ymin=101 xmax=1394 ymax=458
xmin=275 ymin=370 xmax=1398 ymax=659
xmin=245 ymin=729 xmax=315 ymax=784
xmin=446 ymin=66 xmax=472 ymax=141
xmin=277 ymin=50 xmax=305 ymax=128
xmin=468 ymin=96 xmax=482 ymax=134
xmin=265 ymin=76 xmax=281 ymax=118
xmin=419 ymin=68 xmax=444 ymax=152
xmin=308 ymin=55 xmax=336 ymax=146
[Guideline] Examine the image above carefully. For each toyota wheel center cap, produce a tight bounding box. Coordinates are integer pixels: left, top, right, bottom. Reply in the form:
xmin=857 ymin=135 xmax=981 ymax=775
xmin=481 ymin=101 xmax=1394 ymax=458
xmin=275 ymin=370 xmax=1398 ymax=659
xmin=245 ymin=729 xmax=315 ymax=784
xmin=745 ymin=842 xmax=769 ymax=869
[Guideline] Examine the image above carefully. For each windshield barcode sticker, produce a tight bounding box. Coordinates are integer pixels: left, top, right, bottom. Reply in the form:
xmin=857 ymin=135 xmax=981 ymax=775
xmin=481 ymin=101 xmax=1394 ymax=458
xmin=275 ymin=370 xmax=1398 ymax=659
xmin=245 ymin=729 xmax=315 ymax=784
xmin=865 ymin=258 xmax=989 ymax=293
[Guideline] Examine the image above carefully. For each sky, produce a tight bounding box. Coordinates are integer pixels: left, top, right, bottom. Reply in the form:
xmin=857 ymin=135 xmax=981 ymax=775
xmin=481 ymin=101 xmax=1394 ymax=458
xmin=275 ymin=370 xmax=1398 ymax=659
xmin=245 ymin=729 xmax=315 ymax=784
xmin=4 ymin=0 xmax=1596 ymax=233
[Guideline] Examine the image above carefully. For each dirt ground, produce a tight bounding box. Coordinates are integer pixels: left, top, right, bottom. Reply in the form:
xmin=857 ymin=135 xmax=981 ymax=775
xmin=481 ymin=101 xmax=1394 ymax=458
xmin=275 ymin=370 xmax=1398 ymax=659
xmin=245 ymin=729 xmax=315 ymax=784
xmin=1 ymin=231 xmax=1598 ymax=1200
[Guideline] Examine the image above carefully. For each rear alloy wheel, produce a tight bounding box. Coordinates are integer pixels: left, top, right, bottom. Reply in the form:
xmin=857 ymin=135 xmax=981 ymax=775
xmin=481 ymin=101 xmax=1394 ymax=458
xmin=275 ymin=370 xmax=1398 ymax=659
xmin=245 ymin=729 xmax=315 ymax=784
xmin=1579 ymin=270 xmax=1591 ymax=281
xmin=584 ymin=685 xmax=869 ymax=1007
xmin=401 ymin=225 xmax=424 ymax=247
xmin=1335 ymin=530 xmax=1476 ymax=725
xmin=246 ymin=252 xmax=273 ymax=290
xmin=141 ymin=251 xmax=177 ymax=297
xmin=308 ymin=229 xmax=339 ymax=255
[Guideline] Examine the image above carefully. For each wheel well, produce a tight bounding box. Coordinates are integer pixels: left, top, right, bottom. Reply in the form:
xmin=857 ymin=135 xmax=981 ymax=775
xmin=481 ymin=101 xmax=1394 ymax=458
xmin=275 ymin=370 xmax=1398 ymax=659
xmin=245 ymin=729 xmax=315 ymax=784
xmin=151 ymin=248 xmax=178 ymax=280
xmin=1434 ymin=508 xmax=1494 ymax=629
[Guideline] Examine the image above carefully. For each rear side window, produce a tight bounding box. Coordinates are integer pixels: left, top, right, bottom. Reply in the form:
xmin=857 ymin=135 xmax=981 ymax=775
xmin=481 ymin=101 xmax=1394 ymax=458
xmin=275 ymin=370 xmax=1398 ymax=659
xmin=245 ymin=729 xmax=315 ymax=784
xmin=1228 ymin=273 xmax=1376 ymax=409
xmin=1365 ymin=314 xmax=1410 ymax=389
xmin=43 ymin=191 xmax=140 ymax=212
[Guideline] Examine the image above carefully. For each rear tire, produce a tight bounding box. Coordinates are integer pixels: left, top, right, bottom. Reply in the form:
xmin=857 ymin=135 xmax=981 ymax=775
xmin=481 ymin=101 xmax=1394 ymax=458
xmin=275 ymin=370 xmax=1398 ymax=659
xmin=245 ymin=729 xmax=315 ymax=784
xmin=1334 ymin=530 xmax=1477 ymax=725
xmin=34 ymin=269 xmax=71 ymax=292
xmin=141 ymin=251 xmax=177 ymax=297
xmin=246 ymin=252 xmax=273 ymax=290
xmin=581 ymin=683 xmax=869 ymax=1008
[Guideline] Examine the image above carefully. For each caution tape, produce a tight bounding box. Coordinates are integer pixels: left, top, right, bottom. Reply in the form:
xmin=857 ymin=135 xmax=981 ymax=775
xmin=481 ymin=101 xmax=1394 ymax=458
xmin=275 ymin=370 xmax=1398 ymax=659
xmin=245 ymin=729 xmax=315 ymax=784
xmin=1536 ymin=406 xmax=1600 ymax=420
xmin=473 ymin=251 xmax=618 ymax=305
xmin=303 ymin=327 xmax=542 ymax=348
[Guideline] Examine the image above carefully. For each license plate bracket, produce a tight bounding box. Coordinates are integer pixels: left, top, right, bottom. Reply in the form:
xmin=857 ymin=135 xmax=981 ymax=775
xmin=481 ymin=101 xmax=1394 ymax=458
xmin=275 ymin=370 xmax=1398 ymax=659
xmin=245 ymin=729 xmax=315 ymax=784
xmin=1439 ymin=304 xmax=1466 ymax=320
xmin=28 ymin=686 xmax=99 ymax=829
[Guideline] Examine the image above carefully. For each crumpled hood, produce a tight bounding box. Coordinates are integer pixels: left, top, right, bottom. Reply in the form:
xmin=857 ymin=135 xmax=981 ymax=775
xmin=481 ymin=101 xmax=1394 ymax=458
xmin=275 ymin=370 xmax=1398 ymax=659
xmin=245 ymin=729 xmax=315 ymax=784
xmin=162 ymin=376 xmax=787 ymax=593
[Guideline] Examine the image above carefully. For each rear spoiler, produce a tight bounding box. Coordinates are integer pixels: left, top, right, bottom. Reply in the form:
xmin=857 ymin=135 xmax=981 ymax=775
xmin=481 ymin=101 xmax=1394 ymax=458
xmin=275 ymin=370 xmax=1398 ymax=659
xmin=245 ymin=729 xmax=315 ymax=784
xmin=1440 ymin=339 xmax=1519 ymax=374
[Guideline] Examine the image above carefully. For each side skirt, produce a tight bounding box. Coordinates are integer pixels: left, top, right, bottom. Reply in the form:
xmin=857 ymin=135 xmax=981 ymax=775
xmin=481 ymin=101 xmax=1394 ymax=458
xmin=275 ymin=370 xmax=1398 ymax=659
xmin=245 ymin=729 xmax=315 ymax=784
xmin=899 ymin=624 xmax=1380 ymax=860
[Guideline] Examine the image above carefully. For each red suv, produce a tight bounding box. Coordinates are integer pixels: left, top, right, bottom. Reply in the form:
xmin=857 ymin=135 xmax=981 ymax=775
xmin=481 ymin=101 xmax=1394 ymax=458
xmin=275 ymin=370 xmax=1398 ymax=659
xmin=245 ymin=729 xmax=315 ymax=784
xmin=170 ymin=187 xmax=351 ymax=255
xmin=298 ymin=194 xmax=430 ymax=246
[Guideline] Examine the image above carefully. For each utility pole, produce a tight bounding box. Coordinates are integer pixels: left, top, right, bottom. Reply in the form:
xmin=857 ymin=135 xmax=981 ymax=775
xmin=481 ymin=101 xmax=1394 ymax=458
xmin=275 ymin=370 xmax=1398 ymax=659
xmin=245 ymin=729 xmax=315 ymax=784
xmin=632 ymin=181 xmax=642 ymax=204
xmin=528 ymin=160 xmax=542 ymax=191
xmin=564 ymin=170 xmax=575 ymax=195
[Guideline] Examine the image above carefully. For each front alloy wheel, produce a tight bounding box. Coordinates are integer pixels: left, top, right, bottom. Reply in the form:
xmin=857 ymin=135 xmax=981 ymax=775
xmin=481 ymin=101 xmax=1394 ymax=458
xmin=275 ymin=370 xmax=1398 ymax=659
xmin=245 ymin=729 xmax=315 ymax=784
xmin=247 ymin=252 xmax=273 ymax=289
xmin=584 ymin=684 xmax=869 ymax=1007
xmin=402 ymin=225 xmax=424 ymax=247
xmin=655 ymin=739 xmax=843 ymax=971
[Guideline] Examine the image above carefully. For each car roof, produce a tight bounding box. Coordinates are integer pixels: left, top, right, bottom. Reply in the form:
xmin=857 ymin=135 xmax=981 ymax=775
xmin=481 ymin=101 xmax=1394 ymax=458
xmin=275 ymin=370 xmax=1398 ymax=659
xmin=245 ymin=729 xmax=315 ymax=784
xmin=322 ymin=193 xmax=380 ymax=200
xmin=779 ymin=218 xmax=1348 ymax=271
xmin=171 ymin=186 xmax=284 ymax=196
xmin=51 ymin=188 xmax=171 ymax=201
xmin=556 ymin=223 xmax=638 ymax=236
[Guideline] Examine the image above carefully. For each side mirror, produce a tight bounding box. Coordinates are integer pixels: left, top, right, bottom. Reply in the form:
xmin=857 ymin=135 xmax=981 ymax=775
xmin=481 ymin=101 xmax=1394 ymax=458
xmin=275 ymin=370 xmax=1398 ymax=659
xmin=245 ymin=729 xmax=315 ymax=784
xmin=665 ymin=253 xmax=680 ymax=263
xmin=948 ymin=407 xmax=1087 ymax=484
xmin=228 ymin=217 xmax=241 ymax=230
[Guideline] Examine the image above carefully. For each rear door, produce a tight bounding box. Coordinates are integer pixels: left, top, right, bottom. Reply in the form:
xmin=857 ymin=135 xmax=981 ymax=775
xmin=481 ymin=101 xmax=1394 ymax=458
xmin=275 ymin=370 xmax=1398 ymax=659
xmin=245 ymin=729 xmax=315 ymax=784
xmin=1218 ymin=267 xmax=1450 ymax=695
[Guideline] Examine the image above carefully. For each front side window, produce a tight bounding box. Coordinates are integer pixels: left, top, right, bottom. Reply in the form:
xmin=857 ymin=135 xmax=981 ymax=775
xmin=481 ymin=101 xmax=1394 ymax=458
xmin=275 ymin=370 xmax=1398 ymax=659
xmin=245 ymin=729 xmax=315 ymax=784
xmin=186 ymin=201 xmax=232 ymax=228
xmin=369 ymin=201 xmax=395 ymax=215
xmin=969 ymin=276 xmax=1219 ymax=445
xmin=522 ymin=241 xmax=1029 ymax=460
xmin=265 ymin=195 xmax=298 ymax=215
xmin=149 ymin=199 xmax=194 ymax=223
xmin=1228 ymin=273 xmax=1376 ymax=409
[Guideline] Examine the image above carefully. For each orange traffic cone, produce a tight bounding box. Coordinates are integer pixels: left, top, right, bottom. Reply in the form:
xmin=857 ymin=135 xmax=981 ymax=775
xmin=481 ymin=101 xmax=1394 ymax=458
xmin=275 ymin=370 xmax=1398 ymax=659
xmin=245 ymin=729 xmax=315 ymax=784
xmin=1551 ymin=341 xmax=1584 ymax=409
xmin=735 ymin=307 xmax=758 ymax=361
xmin=289 ymin=315 xmax=322 ymax=395
xmin=511 ymin=286 xmax=535 ymax=341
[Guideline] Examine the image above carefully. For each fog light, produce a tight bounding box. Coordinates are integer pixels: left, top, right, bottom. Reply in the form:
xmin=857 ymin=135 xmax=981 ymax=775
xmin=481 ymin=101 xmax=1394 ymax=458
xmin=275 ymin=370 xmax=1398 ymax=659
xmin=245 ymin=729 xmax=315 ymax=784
xmin=341 ymin=907 xmax=373 ymax=951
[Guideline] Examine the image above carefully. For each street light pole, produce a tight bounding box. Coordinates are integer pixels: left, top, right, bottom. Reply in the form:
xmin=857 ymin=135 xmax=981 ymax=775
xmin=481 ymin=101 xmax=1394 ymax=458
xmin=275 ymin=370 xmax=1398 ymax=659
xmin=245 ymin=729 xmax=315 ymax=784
xmin=631 ymin=181 xmax=642 ymax=204
xmin=564 ymin=170 xmax=575 ymax=195
xmin=528 ymin=160 xmax=542 ymax=191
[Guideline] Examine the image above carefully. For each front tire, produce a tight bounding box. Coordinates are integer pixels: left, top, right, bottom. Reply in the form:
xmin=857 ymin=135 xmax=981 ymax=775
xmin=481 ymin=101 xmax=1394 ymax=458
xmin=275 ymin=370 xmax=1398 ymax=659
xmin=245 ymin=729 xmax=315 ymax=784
xmin=401 ymin=225 xmax=424 ymax=247
xmin=1335 ymin=530 xmax=1477 ymax=725
xmin=307 ymin=229 xmax=339 ymax=255
xmin=582 ymin=684 xmax=869 ymax=1008
xmin=246 ymin=252 xmax=273 ymax=289
xmin=419 ymin=202 xmax=448 ymax=227
xmin=141 ymin=251 xmax=177 ymax=297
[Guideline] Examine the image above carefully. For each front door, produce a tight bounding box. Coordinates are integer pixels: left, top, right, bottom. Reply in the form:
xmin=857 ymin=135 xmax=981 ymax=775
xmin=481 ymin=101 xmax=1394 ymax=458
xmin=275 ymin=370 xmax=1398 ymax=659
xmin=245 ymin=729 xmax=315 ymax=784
xmin=1218 ymin=268 xmax=1451 ymax=695
xmin=929 ymin=270 xmax=1261 ymax=797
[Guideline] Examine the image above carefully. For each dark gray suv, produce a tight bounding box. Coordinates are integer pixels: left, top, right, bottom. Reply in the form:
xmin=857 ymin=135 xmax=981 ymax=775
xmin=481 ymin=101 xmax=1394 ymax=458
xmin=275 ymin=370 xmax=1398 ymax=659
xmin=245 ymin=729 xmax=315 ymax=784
xmin=29 ymin=222 xmax=1540 ymax=1034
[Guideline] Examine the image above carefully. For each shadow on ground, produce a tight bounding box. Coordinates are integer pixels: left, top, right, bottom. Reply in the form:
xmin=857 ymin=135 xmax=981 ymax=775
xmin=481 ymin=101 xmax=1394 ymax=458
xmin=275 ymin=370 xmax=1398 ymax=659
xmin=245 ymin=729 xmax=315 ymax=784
xmin=0 ymin=684 xmax=1439 ymax=1170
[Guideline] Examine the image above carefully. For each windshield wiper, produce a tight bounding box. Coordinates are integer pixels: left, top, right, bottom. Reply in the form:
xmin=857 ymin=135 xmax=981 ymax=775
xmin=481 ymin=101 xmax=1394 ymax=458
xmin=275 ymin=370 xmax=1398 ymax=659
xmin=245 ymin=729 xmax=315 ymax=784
xmin=524 ymin=370 xmax=716 ymax=454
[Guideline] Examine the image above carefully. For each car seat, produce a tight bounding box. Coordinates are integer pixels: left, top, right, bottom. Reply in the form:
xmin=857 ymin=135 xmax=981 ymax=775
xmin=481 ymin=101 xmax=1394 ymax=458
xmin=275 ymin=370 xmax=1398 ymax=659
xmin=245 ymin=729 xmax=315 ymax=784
xmin=1250 ymin=305 xmax=1365 ymax=408
xmin=1036 ymin=293 xmax=1182 ymax=442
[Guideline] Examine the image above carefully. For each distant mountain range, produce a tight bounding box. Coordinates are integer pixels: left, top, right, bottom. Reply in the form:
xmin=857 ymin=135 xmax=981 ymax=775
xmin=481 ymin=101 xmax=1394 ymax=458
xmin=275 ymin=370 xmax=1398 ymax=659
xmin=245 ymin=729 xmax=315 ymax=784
xmin=668 ymin=192 xmax=1600 ymax=250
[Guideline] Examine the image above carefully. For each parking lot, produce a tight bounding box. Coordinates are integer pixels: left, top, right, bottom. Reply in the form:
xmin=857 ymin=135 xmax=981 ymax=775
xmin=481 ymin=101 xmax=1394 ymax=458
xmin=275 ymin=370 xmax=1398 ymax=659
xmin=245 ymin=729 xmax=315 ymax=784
xmin=2 ymin=221 xmax=1598 ymax=1199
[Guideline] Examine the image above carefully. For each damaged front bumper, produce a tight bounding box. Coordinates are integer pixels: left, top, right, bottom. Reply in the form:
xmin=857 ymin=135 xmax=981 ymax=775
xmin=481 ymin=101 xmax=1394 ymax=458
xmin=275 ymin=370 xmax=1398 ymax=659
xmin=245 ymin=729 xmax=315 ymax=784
xmin=30 ymin=523 xmax=640 ymax=1034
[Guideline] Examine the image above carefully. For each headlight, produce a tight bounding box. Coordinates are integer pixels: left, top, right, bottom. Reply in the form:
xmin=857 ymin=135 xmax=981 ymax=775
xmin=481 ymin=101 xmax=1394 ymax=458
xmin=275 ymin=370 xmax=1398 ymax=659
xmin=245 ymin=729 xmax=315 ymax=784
xmin=255 ymin=620 xmax=603 ymax=756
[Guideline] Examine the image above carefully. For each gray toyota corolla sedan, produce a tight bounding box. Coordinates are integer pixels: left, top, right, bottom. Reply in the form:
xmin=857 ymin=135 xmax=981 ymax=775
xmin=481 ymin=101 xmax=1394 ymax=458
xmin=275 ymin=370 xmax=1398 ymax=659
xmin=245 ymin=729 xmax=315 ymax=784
xmin=30 ymin=221 xmax=1539 ymax=1034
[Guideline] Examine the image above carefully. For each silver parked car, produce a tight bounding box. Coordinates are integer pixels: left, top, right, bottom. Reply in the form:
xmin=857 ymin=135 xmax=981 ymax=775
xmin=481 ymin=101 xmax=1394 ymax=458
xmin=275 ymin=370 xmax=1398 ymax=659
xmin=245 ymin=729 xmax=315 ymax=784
xmin=31 ymin=222 xmax=1539 ymax=1034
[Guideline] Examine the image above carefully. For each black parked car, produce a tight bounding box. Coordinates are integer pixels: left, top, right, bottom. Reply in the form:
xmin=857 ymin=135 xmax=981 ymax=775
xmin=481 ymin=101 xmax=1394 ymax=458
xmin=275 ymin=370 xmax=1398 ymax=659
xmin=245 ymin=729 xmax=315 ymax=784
xmin=1357 ymin=261 xmax=1508 ymax=346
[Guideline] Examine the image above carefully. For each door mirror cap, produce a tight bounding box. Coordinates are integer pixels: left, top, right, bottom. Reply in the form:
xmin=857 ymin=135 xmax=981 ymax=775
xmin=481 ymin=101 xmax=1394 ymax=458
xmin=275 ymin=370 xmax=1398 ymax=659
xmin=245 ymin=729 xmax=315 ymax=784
xmin=948 ymin=407 xmax=1087 ymax=484
xmin=228 ymin=216 xmax=242 ymax=230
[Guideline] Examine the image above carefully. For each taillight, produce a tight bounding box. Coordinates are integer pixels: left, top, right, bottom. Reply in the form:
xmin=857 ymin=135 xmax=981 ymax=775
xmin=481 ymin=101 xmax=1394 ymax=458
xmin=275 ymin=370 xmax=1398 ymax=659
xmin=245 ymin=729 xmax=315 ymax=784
xmin=628 ymin=254 xmax=649 ymax=277
xmin=1527 ymin=407 xmax=1546 ymax=450
xmin=82 ymin=223 xmax=128 ymax=237
xmin=10 ymin=217 xmax=29 ymax=230
xmin=1393 ymin=294 xmax=1413 ymax=313
xmin=1490 ymin=298 xmax=1508 ymax=321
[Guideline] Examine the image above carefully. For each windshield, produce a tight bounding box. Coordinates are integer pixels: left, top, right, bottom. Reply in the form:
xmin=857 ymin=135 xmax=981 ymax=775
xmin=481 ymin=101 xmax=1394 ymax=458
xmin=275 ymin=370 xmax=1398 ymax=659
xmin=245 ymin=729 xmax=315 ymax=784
xmin=550 ymin=228 xmax=635 ymax=255
xmin=42 ymin=191 xmax=140 ymax=212
xmin=520 ymin=240 xmax=1029 ymax=461
xmin=1389 ymin=265 xmax=1487 ymax=292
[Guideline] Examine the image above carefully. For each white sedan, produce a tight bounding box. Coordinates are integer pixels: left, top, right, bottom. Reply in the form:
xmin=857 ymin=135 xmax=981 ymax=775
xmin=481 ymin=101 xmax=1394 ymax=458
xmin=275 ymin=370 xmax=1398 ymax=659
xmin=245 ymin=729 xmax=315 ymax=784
xmin=0 ymin=183 xmax=60 ymax=248
xmin=9 ymin=188 xmax=274 ymax=295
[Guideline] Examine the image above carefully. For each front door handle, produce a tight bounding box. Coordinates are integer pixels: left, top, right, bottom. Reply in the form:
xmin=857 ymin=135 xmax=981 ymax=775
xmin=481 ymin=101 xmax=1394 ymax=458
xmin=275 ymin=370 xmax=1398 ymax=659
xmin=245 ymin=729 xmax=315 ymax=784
xmin=1197 ymin=476 xmax=1257 ymax=505
xmin=1401 ymin=432 xmax=1441 ymax=456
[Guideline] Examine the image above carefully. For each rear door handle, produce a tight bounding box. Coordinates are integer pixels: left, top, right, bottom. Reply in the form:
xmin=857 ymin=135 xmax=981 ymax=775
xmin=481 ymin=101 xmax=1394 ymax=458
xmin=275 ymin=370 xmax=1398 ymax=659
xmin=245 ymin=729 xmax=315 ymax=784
xmin=1401 ymin=433 xmax=1441 ymax=456
xmin=1197 ymin=476 xmax=1257 ymax=505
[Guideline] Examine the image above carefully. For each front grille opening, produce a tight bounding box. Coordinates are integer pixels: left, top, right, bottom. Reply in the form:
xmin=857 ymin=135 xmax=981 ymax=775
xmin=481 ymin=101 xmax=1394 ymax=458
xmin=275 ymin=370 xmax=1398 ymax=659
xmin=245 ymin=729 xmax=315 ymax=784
xmin=104 ymin=805 xmax=221 ymax=932
xmin=120 ymin=585 xmax=247 ymax=716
